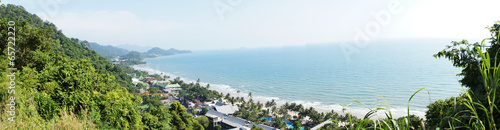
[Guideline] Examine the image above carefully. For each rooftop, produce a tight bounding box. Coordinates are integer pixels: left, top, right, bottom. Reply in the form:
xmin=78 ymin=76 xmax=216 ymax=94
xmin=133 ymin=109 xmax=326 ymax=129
xmin=311 ymin=118 xmax=335 ymax=130
xmin=205 ymin=110 xmax=276 ymax=130
xmin=165 ymin=83 xmax=181 ymax=88
xmin=214 ymin=105 xmax=239 ymax=115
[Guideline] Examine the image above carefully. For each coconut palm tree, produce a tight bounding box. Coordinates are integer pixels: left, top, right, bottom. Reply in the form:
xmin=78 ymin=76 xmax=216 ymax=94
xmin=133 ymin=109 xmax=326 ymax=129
xmin=230 ymin=97 xmax=235 ymax=105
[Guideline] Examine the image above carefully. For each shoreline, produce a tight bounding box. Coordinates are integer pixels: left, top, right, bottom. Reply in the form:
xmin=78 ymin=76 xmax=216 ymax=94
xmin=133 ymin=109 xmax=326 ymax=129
xmin=131 ymin=59 xmax=427 ymax=119
xmin=130 ymin=55 xmax=169 ymax=68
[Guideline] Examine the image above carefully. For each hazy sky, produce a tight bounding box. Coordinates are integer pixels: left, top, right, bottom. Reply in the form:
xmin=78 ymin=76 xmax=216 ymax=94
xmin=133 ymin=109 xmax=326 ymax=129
xmin=3 ymin=0 xmax=500 ymax=50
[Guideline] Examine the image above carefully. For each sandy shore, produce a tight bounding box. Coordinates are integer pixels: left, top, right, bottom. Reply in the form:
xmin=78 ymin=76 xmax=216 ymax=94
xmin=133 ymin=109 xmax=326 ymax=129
xmin=130 ymin=55 xmax=421 ymax=119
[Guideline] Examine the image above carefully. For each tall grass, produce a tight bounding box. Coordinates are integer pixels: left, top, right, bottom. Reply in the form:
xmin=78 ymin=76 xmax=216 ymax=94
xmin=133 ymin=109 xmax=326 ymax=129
xmin=454 ymin=38 xmax=500 ymax=130
xmin=329 ymin=37 xmax=500 ymax=130
xmin=0 ymin=109 xmax=96 ymax=130
xmin=333 ymin=88 xmax=427 ymax=130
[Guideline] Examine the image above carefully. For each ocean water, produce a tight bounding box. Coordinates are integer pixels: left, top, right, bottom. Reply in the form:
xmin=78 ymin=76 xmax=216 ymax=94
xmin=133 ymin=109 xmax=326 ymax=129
xmin=135 ymin=39 xmax=465 ymax=118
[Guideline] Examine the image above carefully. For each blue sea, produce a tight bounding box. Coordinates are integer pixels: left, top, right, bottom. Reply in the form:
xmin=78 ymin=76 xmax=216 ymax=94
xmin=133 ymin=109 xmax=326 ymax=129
xmin=135 ymin=39 xmax=465 ymax=118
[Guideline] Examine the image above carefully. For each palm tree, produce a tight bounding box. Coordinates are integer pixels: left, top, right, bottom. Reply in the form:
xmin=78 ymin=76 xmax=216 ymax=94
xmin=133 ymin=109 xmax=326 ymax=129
xmin=273 ymin=117 xmax=287 ymax=129
xmin=225 ymin=93 xmax=231 ymax=100
xmin=271 ymin=106 xmax=277 ymax=115
xmin=248 ymin=92 xmax=252 ymax=99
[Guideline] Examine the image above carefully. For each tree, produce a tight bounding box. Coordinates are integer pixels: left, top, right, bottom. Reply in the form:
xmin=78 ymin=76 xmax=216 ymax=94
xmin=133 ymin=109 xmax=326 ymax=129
xmin=136 ymin=82 xmax=145 ymax=89
xmin=193 ymin=110 xmax=198 ymax=116
xmin=142 ymin=106 xmax=172 ymax=129
xmin=397 ymin=115 xmax=423 ymax=130
xmin=248 ymin=92 xmax=252 ymax=99
xmin=293 ymin=121 xmax=302 ymax=130
xmin=0 ymin=5 xmax=207 ymax=130
xmin=319 ymin=123 xmax=338 ymax=130
xmin=251 ymin=124 xmax=264 ymax=130
xmin=425 ymin=95 xmax=469 ymax=129
xmin=195 ymin=116 xmax=210 ymax=129
xmin=272 ymin=117 xmax=287 ymax=129
xmin=225 ymin=93 xmax=231 ymax=100
xmin=201 ymin=107 xmax=208 ymax=115
xmin=215 ymin=125 xmax=222 ymax=130
xmin=169 ymin=101 xmax=202 ymax=129
xmin=433 ymin=21 xmax=500 ymax=129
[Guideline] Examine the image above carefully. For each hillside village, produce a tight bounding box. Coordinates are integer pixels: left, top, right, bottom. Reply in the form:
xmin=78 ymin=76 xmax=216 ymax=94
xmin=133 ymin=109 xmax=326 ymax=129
xmin=128 ymin=70 xmax=341 ymax=130
xmin=82 ymin=40 xmax=347 ymax=129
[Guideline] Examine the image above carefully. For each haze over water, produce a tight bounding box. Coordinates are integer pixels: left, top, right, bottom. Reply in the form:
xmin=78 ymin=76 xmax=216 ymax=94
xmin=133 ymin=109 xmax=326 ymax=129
xmin=135 ymin=39 xmax=464 ymax=118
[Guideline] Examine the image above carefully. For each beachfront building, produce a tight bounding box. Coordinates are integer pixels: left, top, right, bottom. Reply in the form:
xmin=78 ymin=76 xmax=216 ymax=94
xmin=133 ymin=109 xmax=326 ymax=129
xmin=311 ymin=119 xmax=335 ymax=130
xmin=214 ymin=105 xmax=239 ymax=115
xmin=163 ymin=83 xmax=182 ymax=94
xmin=205 ymin=110 xmax=276 ymax=130
xmin=204 ymin=100 xmax=224 ymax=110
xmin=141 ymin=77 xmax=157 ymax=86
xmin=154 ymin=81 xmax=171 ymax=88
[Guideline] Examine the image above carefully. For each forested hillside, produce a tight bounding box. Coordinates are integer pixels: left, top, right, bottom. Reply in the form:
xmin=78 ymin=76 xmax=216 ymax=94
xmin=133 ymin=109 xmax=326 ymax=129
xmin=87 ymin=42 xmax=130 ymax=60
xmin=0 ymin=4 xmax=202 ymax=129
xmin=142 ymin=47 xmax=191 ymax=58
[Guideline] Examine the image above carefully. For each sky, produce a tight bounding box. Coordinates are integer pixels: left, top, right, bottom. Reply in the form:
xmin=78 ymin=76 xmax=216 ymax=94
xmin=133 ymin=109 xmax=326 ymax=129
xmin=2 ymin=0 xmax=500 ymax=50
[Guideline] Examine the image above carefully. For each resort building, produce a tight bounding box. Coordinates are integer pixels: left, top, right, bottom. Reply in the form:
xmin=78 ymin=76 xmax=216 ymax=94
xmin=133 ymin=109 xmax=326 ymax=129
xmin=214 ymin=105 xmax=239 ymax=115
xmin=205 ymin=110 xmax=276 ymax=130
xmin=311 ymin=119 xmax=335 ymax=130
xmin=154 ymin=81 xmax=171 ymax=88
xmin=163 ymin=83 xmax=182 ymax=94
xmin=204 ymin=100 xmax=225 ymax=110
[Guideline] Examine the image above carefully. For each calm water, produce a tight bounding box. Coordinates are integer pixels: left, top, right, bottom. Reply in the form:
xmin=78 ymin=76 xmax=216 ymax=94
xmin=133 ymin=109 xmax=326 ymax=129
xmin=135 ymin=39 xmax=464 ymax=118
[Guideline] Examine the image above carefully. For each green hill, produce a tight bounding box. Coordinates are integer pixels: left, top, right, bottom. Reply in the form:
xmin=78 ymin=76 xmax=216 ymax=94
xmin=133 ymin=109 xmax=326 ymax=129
xmin=117 ymin=44 xmax=153 ymax=53
xmin=143 ymin=47 xmax=191 ymax=58
xmin=87 ymin=42 xmax=130 ymax=60
xmin=0 ymin=4 xmax=202 ymax=129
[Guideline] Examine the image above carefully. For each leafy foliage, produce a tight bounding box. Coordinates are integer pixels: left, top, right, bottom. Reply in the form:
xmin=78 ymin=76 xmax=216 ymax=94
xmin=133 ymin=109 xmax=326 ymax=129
xmin=425 ymin=94 xmax=469 ymax=129
xmin=0 ymin=4 xmax=202 ymax=129
xmin=174 ymin=78 xmax=222 ymax=102
xmin=169 ymin=101 xmax=204 ymax=130
xmin=433 ymin=21 xmax=500 ymax=129
xmin=195 ymin=116 xmax=209 ymax=129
